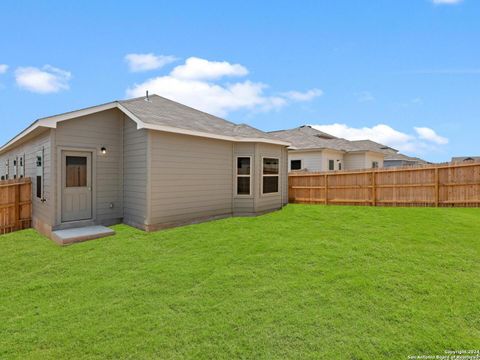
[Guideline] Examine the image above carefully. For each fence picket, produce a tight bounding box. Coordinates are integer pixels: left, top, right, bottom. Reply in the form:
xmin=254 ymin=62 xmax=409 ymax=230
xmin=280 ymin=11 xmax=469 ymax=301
xmin=0 ymin=178 xmax=32 ymax=235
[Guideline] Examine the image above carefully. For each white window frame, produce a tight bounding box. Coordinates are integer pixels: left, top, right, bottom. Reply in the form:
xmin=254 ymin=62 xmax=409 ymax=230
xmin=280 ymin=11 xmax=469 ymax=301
xmin=290 ymin=159 xmax=302 ymax=171
xmin=261 ymin=156 xmax=280 ymax=196
xmin=372 ymin=161 xmax=379 ymax=169
xmin=235 ymin=156 xmax=252 ymax=197
xmin=328 ymin=159 xmax=335 ymax=171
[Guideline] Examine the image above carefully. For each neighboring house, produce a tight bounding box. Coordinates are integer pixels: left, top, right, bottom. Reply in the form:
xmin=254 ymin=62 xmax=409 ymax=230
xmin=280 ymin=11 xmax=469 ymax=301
xmin=349 ymin=139 xmax=430 ymax=168
xmin=269 ymin=126 xmax=385 ymax=172
xmin=0 ymin=95 xmax=290 ymax=242
xmin=451 ymin=156 xmax=480 ymax=163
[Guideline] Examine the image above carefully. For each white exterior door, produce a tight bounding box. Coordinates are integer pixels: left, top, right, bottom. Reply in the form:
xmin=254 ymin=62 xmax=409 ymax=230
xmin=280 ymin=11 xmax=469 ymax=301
xmin=61 ymin=151 xmax=92 ymax=222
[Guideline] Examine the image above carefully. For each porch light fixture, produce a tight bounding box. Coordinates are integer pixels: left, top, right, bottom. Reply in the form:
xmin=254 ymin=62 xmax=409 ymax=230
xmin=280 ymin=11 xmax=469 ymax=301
xmin=101 ymin=147 xmax=107 ymax=155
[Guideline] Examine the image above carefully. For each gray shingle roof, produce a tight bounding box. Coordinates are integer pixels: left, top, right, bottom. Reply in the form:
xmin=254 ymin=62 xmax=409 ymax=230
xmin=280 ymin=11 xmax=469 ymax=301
xmin=269 ymin=125 xmax=430 ymax=164
xmin=350 ymin=140 xmax=397 ymax=153
xmin=451 ymin=156 xmax=480 ymax=162
xmin=120 ymin=95 xmax=282 ymax=142
xmin=268 ymin=126 xmax=381 ymax=153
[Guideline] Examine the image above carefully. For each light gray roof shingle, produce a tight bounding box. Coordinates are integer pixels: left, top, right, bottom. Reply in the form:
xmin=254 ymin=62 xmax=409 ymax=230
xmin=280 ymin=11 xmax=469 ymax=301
xmin=451 ymin=156 xmax=480 ymax=162
xmin=350 ymin=140 xmax=397 ymax=153
xmin=269 ymin=125 xmax=430 ymax=164
xmin=119 ymin=95 xmax=282 ymax=142
xmin=268 ymin=126 xmax=381 ymax=153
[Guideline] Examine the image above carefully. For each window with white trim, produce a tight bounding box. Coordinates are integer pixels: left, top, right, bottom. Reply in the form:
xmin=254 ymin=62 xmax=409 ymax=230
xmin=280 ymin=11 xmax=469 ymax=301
xmin=372 ymin=161 xmax=379 ymax=169
xmin=262 ymin=158 xmax=279 ymax=194
xmin=236 ymin=157 xmax=251 ymax=195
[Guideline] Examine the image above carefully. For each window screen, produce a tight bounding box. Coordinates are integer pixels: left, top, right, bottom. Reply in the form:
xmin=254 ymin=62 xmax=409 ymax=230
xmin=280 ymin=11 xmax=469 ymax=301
xmin=291 ymin=160 xmax=302 ymax=170
xmin=66 ymin=156 xmax=87 ymax=187
xmin=236 ymin=157 xmax=251 ymax=195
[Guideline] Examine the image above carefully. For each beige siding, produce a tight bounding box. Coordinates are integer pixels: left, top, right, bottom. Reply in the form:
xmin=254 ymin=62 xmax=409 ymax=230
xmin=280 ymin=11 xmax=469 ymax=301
xmin=365 ymin=152 xmax=384 ymax=168
xmin=54 ymin=109 xmax=124 ymax=226
xmin=344 ymin=152 xmax=385 ymax=170
xmin=288 ymin=151 xmax=325 ymax=171
xmin=344 ymin=153 xmax=366 ymax=170
xmin=322 ymin=150 xmax=344 ymax=171
xmin=0 ymin=130 xmax=54 ymax=229
xmin=148 ymin=132 xmax=234 ymax=226
xmin=288 ymin=150 xmax=343 ymax=172
xmin=123 ymin=116 xmax=148 ymax=227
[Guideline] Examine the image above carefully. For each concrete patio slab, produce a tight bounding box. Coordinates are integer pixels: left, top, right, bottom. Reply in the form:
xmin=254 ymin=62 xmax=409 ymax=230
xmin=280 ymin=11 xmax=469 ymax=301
xmin=51 ymin=226 xmax=115 ymax=245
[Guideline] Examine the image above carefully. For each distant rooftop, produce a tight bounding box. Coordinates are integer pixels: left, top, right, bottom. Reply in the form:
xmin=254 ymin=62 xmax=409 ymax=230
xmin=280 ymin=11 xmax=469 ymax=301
xmin=451 ymin=156 xmax=480 ymax=163
xmin=269 ymin=125 xmax=430 ymax=164
xmin=269 ymin=125 xmax=384 ymax=153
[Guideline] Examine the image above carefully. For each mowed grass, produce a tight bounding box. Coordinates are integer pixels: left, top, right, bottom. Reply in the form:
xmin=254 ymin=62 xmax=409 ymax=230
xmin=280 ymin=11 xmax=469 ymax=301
xmin=1 ymin=205 xmax=480 ymax=359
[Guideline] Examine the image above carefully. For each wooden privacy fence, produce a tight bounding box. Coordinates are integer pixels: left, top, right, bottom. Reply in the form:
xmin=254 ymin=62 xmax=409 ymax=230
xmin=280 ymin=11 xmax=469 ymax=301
xmin=0 ymin=178 xmax=32 ymax=234
xmin=289 ymin=161 xmax=480 ymax=207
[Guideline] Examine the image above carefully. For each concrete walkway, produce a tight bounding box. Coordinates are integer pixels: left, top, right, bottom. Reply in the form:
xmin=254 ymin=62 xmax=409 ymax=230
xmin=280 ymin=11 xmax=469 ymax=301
xmin=51 ymin=226 xmax=115 ymax=245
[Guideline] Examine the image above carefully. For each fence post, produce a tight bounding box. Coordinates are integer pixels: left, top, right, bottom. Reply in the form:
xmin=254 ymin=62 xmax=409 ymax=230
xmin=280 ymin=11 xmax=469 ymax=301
xmin=372 ymin=170 xmax=376 ymax=206
xmin=435 ymin=167 xmax=439 ymax=207
xmin=14 ymin=183 xmax=20 ymax=230
xmin=324 ymin=174 xmax=328 ymax=205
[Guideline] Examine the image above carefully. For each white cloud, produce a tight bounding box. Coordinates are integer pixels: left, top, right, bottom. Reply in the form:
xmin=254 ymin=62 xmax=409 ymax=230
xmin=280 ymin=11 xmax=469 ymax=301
xmin=283 ymin=89 xmax=323 ymax=102
xmin=0 ymin=64 xmax=8 ymax=74
xmin=432 ymin=0 xmax=463 ymax=4
xmin=15 ymin=65 xmax=71 ymax=94
xmin=171 ymin=57 xmax=248 ymax=80
xmin=125 ymin=53 xmax=177 ymax=72
xmin=126 ymin=57 xmax=322 ymax=116
xmin=414 ymin=127 xmax=449 ymax=144
xmin=310 ymin=123 xmax=449 ymax=155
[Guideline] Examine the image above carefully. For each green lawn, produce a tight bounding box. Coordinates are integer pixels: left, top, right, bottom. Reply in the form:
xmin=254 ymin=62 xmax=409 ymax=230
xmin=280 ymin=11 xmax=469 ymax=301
xmin=1 ymin=205 xmax=480 ymax=359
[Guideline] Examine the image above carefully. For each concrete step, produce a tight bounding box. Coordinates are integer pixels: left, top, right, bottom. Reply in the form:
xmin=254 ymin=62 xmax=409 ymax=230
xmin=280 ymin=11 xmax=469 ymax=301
xmin=51 ymin=225 xmax=115 ymax=245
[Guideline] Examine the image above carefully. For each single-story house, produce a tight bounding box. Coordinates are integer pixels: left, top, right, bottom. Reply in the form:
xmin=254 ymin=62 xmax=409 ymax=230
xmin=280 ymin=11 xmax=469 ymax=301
xmin=269 ymin=126 xmax=386 ymax=171
xmin=0 ymin=94 xmax=290 ymax=243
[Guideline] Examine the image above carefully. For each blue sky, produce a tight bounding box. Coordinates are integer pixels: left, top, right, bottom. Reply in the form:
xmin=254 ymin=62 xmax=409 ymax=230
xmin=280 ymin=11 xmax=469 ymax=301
xmin=0 ymin=0 xmax=478 ymax=162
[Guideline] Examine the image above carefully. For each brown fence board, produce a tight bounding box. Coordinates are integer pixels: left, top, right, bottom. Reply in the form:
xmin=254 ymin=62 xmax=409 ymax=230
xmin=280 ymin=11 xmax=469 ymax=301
xmin=0 ymin=178 xmax=32 ymax=234
xmin=289 ymin=162 xmax=480 ymax=208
